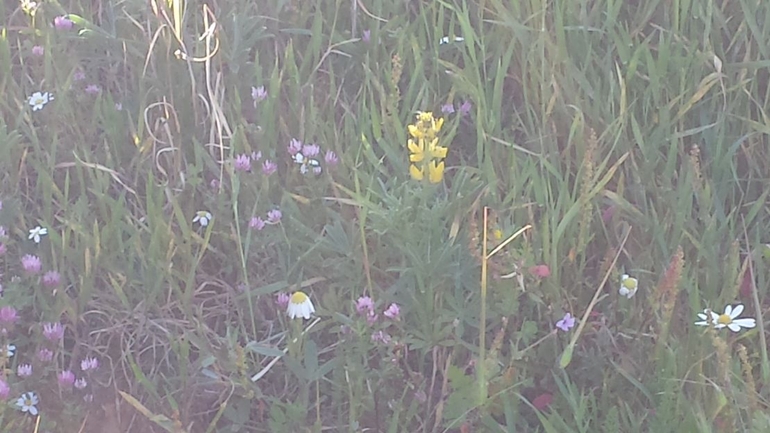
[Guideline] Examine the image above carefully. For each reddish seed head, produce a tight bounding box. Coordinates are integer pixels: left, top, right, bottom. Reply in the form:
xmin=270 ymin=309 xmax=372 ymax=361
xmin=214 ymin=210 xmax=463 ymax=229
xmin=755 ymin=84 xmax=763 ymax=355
xmin=529 ymin=264 xmax=551 ymax=278
xmin=532 ymin=392 xmax=553 ymax=410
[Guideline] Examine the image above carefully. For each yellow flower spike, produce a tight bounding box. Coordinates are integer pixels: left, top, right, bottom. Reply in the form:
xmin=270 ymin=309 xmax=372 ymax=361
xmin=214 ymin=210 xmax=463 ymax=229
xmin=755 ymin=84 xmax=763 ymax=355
xmin=408 ymin=139 xmax=425 ymax=162
xmin=410 ymin=164 xmax=424 ymax=180
xmin=428 ymin=160 xmax=445 ymax=183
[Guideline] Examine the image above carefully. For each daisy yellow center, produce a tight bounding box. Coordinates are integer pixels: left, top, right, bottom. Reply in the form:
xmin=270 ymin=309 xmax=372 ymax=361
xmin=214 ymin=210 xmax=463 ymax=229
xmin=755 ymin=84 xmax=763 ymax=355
xmin=622 ymin=278 xmax=637 ymax=290
xmin=717 ymin=313 xmax=732 ymax=325
xmin=290 ymin=292 xmax=308 ymax=305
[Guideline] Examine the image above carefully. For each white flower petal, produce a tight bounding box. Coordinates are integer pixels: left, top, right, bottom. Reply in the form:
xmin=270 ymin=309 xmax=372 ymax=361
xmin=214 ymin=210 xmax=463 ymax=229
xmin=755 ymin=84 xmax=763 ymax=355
xmin=732 ymin=318 xmax=755 ymax=329
xmin=727 ymin=323 xmax=741 ymax=332
xmin=724 ymin=304 xmax=732 ymax=317
xmin=730 ymin=304 xmax=744 ymax=318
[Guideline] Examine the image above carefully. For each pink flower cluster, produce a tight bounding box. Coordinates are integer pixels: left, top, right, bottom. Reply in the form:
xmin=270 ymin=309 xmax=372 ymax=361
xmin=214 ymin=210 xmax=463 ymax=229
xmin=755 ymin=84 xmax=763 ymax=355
xmin=355 ymin=297 xmax=400 ymax=324
xmin=249 ymin=208 xmax=282 ymax=231
xmin=233 ymin=151 xmax=277 ymax=176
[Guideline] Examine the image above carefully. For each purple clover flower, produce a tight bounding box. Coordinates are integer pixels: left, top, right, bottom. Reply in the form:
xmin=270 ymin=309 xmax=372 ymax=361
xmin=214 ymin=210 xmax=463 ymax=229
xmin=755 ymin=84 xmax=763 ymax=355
xmin=233 ymin=153 xmax=252 ymax=172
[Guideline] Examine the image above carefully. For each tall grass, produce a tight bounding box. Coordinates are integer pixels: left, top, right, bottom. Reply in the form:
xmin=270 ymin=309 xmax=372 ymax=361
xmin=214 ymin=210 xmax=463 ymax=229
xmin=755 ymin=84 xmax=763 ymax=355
xmin=0 ymin=0 xmax=769 ymax=431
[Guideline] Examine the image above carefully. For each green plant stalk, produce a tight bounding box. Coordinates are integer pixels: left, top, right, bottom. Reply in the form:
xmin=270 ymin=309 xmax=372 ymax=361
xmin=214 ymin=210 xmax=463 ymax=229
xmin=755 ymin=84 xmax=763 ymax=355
xmin=478 ymin=206 xmax=488 ymax=405
xmin=561 ymin=226 xmax=630 ymax=368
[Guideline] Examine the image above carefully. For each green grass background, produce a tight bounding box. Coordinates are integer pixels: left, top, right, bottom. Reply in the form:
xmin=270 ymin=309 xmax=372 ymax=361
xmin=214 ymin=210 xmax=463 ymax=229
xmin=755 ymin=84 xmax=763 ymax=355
xmin=1 ymin=0 xmax=770 ymax=431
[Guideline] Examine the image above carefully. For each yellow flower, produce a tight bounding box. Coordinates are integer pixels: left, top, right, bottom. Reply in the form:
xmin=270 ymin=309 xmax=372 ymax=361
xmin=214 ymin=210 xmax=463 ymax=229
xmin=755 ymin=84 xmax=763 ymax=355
xmin=408 ymin=139 xmax=425 ymax=162
xmin=406 ymin=111 xmax=447 ymax=184
xmin=428 ymin=138 xmax=447 ymax=159
xmin=410 ymin=164 xmax=424 ymax=180
xmin=428 ymin=160 xmax=444 ymax=184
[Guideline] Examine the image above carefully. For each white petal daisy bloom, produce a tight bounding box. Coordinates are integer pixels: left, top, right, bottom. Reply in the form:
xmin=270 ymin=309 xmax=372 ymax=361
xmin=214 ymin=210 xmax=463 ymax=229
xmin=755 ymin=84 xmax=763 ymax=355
xmin=28 ymin=225 xmax=48 ymax=243
xmin=695 ymin=304 xmax=756 ymax=332
xmin=16 ymin=392 xmax=39 ymax=416
xmin=287 ymin=291 xmax=315 ymax=320
xmin=619 ymin=274 xmax=638 ymax=298
xmin=192 ymin=211 xmax=212 ymax=227
xmin=28 ymin=91 xmax=54 ymax=111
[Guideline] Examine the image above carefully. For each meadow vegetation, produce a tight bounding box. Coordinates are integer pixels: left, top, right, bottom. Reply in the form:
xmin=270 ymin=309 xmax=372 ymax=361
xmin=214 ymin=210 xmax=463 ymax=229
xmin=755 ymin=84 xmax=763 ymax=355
xmin=1 ymin=0 xmax=770 ymax=431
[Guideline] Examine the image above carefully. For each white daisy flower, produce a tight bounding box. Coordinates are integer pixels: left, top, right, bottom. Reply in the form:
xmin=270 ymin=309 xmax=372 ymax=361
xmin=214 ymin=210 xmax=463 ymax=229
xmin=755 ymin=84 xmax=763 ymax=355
xmin=28 ymin=91 xmax=54 ymax=111
xmin=293 ymin=152 xmax=321 ymax=175
xmin=695 ymin=304 xmax=756 ymax=332
xmin=192 ymin=211 xmax=212 ymax=227
xmin=16 ymin=392 xmax=39 ymax=416
xmin=287 ymin=291 xmax=315 ymax=320
xmin=619 ymin=274 xmax=638 ymax=298
xmin=439 ymin=36 xmax=465 ymax=45
xmin=28 ymin=225 xmax=48 ymax=243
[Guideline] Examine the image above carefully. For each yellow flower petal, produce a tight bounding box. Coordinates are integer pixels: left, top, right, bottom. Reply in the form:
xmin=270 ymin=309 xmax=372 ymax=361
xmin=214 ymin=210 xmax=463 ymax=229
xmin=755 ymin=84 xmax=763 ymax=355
xmin=410 ymin=164 xmax=424 ymax=180
xmin=433 ymin=117 xmax=444 ymax=133
xmin=428 ymin=139 xmax=448 ymax=159
xmin=428 ymin=161 xmax=444 ymax=183
xmin=408 ymin=124 xmax=423 ymax=139
xmin=408 ymin=139 xmax=425 ymax=162
xmin=417 ymin=111 xmax=433 ymax=123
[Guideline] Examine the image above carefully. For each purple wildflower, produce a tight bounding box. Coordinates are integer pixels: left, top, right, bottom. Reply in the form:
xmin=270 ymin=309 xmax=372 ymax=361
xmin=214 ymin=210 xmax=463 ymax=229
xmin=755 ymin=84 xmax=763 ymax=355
xmin=288 ymin=139 xmax=303 ymax=155
xmin=42 ymin=271 xmax=61 ymax=288
xmin=302 ymin=144 xmax=320 ymax=158
xmin=383 ymin=303 xmax=400 ymax=320
xmin=362 ymin=30 xmax=371 ymax=43
xmin=233 ymin=154 xmax=252 ymax=172
xmin=75 ymin=378 xmax=88 ymax=389
xmin=0 ymin=306 xmax=18 ymax=325
xmin=249 ymin=216 xmax=265 ymax=230
xmin=355 ymin=296 xmax=374 ymax=316
xmin=84 ymin=84 xmax=100 ymax=95
xmin=73 ymin=71 xmax=86 ymax=81
xmin=58 ymin=370 xmax=75 ymax=388
xmin=275 ymin=292 xmax=290 ymax=309
xmin=251 ymin=86 xmax=267 ymax=103
xmin=17 ymin=364 xmax=33 ymax=377
xmin=31 ymin=45 xmax=44 ymax=56
xmin=80 ymin=357 xmax=99 ymax=372
xmin=324 ymin=150 xmax=339 ymax=168
xmin=441 ymin=103 xmax=455 ymax=114
xmin=261 ymin=159 xmax=277 ymax=176
xmin=371 ymin=330 xmax=391 ymax=344
xmin=366 ymin=313 xmax=378 ymax=325
xmin=43 ymin=322 xmax=64 ymax=342
xmin=556 ymin=312 xmax=576 ymax=332
xmin=266 ymin=209 xmax=282 ymax=224
xmin=37 ymin=348 xmax=54 ymax=362
xmin=54 ymin=16 xmax=73 ymax=31
xmin=21 ymin=254 xmax=42 ymax=274
xmin=459 ymin=100 xmax=472 ymax=116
